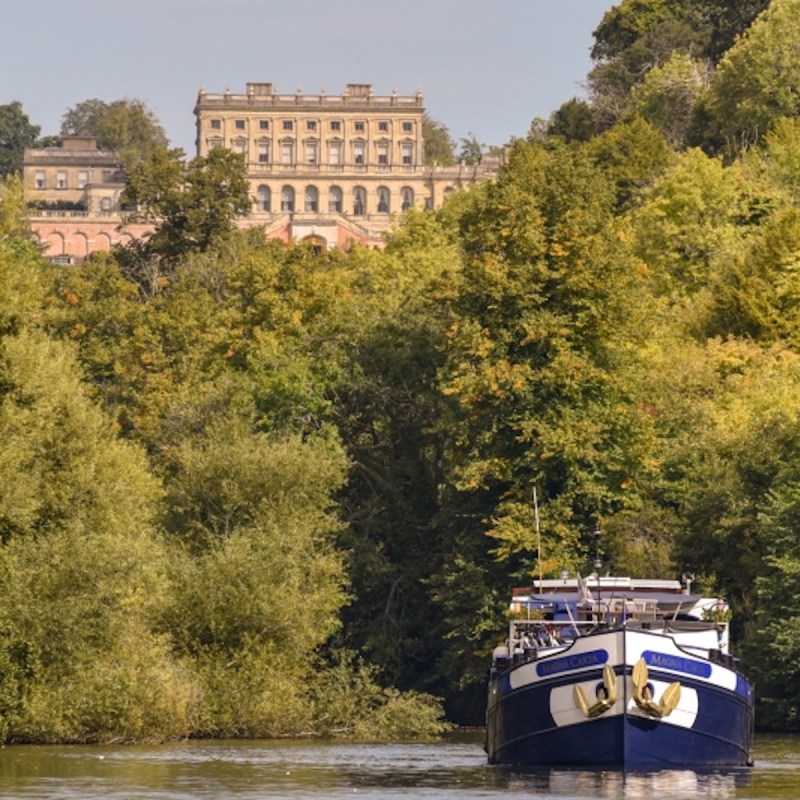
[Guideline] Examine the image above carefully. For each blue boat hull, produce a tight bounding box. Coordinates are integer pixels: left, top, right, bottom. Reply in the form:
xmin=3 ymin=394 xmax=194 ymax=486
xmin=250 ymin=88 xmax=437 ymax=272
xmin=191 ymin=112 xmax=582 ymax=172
xmin=486 ymin=629 xmax=754 ymax=768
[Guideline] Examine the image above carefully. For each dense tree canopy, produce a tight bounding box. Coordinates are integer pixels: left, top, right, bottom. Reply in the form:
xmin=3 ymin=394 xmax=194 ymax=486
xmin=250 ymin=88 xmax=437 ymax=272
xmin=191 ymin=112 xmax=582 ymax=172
xmin=0 ymin=102 xmax=41 ymax=178
xmin=3 ymin=0 xmax=800 ymax=740
xmin=422 ymin=114 xmax=455 ymax=165
xmin=701 ymin=0 xmax=800 ymax=156
xmin=61 ymin=97 xmax=169 ymax=165
xmin=587 ymin=0 xmax=771 ymax=143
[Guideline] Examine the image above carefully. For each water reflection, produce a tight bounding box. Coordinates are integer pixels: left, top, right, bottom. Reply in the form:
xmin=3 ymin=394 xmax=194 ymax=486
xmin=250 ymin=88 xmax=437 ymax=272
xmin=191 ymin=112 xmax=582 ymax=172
xmin=495 ymin=765 xmax=748 ymax=798
xmin=0 ymin=733 xmax=798 ymax=799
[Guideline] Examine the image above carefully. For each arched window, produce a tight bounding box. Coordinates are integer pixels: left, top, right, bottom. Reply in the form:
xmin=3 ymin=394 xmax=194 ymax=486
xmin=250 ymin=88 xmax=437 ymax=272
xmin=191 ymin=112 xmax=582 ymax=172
xmin=377 ymin=186 xmax=390 ymax=214
xmin=257 ymin=185 xmax=271 ymax=212
xmin=401 ymin=187 xmax=414 ymax=211
xmin=329 ymin=186 xmax=343 ymax=213
xmin=281 ymin=186 xmax=295 ymax=212
xmin=305 ymin=185 xmax=319 ymax=212
xmin=353 ymin=186 xmax=367 ymax=216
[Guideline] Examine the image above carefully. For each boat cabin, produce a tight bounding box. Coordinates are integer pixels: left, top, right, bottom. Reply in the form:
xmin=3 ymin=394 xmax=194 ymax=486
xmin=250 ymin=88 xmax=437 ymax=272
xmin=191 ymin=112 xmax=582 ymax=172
xmin=490 ymin=576 xmax=736 ymax=679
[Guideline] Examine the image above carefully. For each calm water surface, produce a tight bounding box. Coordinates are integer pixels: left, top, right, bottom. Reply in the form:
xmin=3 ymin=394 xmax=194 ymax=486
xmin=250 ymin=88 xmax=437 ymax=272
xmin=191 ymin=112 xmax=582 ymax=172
xmin=0 ymin=732 xmax=798 ymax=799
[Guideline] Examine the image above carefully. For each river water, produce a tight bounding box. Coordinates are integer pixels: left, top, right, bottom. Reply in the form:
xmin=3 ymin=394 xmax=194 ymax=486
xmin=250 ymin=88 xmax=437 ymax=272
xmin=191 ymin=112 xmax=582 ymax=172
xmin=0 ymin=732 xmax=798 ymax=799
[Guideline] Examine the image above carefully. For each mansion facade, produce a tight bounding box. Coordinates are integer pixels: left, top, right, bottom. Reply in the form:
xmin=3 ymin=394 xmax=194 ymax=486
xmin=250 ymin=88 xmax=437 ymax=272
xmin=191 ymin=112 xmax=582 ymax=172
xmin=25 ymin=83 xmax=503 ymax=262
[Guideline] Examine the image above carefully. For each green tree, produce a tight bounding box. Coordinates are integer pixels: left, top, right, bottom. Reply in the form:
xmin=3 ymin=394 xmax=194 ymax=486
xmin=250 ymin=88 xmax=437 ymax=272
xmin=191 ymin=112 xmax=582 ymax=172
xmin=628 ymin=53 xmax=710 ymax=148
xmin=547 ymin=98 xmax=599 ymax=143
xmin=0 ymin=174 xmax=34 ymax=245
xmin=458 ymin=133 xmax=484 ymax=165
xmin=587 ymin=0 xmax=769 ymax=135
xmin=327 ymin=211 xmax=462 ymax=691
xmin=0 ymin=190 xmax=46 ymax=336
xmin=701 ymin=0 xmax=800 ymax=156
xmin=119 ymin=147 xmax=251 ymax=294
xmin=704 ymin=208 xmax=800 ymax=346
xmin=589 ymin=2 xmax=700 ymax=130
xmin=0 ymin=102 xmax=41 ymax=178
xmin=61 ymin=97 xmax=169 ymax=165
xmin=423 ymin=114 xmax=455 ymax=166
xmin=746 ymin=117 xmax=800 ymax=206
xmin=631 ymin=148 xmax=751 ymax=294
xmin=746 ymin=475 xmax=800 ymax=729
xmin=0 ymin=321 xmax=195 ymax=742
xmin=586 ymin=116 xmax=672 ymax=210
xmin=692 ymin=0 xmax=770 ymax=62
xmin=429 ymin=140 xmax=655 ymax=715
xmin=663 ymin=340 xmax=800 ymax=643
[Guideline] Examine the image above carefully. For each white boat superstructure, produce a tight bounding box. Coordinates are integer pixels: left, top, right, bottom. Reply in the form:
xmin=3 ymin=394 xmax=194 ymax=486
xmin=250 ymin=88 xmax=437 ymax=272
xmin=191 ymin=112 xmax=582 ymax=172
xmin=486 ymin=575 xmax=754 ymax=767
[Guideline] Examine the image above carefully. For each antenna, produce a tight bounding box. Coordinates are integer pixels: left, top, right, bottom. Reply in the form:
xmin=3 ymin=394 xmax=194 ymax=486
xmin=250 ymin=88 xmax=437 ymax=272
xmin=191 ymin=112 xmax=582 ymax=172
xmin=533 ymin=486 xmax=542 ymax=590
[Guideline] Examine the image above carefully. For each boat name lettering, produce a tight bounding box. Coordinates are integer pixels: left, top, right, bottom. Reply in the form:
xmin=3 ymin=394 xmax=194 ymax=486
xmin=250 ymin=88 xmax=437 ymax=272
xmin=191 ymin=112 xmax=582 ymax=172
xmin=536 ymin=649 xmax=609 ymax=677
xmin=643 ymin=650 xmax=712 ymax=679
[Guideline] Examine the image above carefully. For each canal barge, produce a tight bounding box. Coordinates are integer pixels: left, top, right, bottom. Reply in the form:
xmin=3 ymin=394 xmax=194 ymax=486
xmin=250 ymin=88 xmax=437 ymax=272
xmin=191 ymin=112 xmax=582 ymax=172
xmin=485 ymin=574 xmax=755 ymax=768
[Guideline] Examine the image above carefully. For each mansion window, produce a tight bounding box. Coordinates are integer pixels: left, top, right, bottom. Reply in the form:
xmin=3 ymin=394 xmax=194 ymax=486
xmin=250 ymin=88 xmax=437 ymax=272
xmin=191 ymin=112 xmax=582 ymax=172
xmin=258 ymin=143 xmax=270 ymax=163
xmin=257 ymin=185 xmax=271 ymax=212
xmin=401 ymin=143 xmax=413 ymax=165
xmin=353 ymin=142 xmax=365 ymax=165
xmin=305 ymin=185 xmax=319 ymax=212
xmin=35 ymin=170 xmax=45 ymax=188
xmin=210 ymin=119 xmax=222 ymax=129
xmin=306 ymin=120 xmax=317 ymax=131
xmin=377 ymin=143 xmax=389 ymax=165
xmin=378 ymin=121 xmax=389 ymax=132
xmin=78 ymin=171 xmax=89 ymax=188
xmin=235 ymin=119 xmax=246 ymax=130
xmin=402 ymin=121 xmax=413 ymax=132
xmin=306 ymin=141 xmax=318 ymax=166
xmin=281 ymin=142 xmax=294 ymax=165
xmin=329 ymin=141 xmax=342 ymax=166
xmin=232 ymin=139 xmax=247 ymax=154
xmin=259 ymin=119 xmax=270 ymax=130
xmin=281 ymin=185 xmax=295 ymax=212
xmin=329 ymin=185 xmax=343 ymax=213
xmin=100 ymin=197 xmax=112 ymax=212
xmin=56 ymin=171 xmax=67 ymax=189
xmin=330 ymin=120 xmax=341 ymax=131
xmin=377 ymin=186 xmax=390 ymax=213
xmin=354 ymin=121 xmax=365 ymax=132
xmin=353 ymin=186 xmax=366 ymax=215
xmin=282 ymin=120 xmax=294 ymax=131
xmin=402 ymin=187 xmax=414 ymax=210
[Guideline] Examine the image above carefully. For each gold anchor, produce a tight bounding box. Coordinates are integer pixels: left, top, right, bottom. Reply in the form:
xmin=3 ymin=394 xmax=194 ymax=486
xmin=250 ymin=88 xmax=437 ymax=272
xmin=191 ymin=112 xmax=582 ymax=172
xmin=574 ymin=663 xmax=618 ymax=718
xmin=631 ymin=657 xmax=681 ymax=718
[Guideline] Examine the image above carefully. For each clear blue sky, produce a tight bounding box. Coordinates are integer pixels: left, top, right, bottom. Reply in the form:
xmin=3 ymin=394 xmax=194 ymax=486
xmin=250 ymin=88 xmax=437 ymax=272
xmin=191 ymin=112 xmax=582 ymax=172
xmin=3 ymin=0 xmax=614 ymax=154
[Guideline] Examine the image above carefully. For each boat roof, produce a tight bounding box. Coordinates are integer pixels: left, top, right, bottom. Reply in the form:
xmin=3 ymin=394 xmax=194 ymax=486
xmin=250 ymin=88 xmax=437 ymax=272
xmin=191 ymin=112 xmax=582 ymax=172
xmin=512 ymin=577 xmax=708 ymax=610
xmin=516 ymin=591 xmax=703 ymax=609
xmin=513 ymin=577 xmax=684 ymax=595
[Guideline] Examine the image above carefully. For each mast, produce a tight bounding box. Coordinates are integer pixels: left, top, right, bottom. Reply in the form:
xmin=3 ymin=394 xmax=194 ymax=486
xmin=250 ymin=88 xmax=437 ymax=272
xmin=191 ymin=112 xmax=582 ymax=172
xmin=533 ymin=486 xmax=543 ymax=591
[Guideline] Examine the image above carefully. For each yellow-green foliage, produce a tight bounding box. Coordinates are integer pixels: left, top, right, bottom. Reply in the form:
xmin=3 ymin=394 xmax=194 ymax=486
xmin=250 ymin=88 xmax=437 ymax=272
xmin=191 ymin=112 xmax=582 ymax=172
xmin=308 ymin=654 xmax=451 ymax=740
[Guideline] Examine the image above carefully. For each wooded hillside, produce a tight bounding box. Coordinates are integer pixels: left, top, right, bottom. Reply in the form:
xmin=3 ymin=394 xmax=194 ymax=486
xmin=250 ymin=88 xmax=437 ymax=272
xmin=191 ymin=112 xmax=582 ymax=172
xmin=2 ymin=0 xmax=800 ymax=738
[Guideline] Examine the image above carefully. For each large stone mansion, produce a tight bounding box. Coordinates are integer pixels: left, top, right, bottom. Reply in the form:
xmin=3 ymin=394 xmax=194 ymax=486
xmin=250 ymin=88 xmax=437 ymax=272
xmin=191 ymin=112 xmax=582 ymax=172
xmin=24 ymin=83 xmax=503 ymax=262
